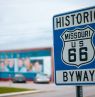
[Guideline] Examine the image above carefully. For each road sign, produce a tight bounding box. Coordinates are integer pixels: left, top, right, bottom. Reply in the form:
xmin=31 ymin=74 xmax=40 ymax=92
xmin=53 ymin=6 xmax=95 ymax=85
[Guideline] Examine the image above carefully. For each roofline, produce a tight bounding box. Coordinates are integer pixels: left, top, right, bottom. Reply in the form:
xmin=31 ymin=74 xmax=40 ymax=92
xmin=0 ymin=47 xmax=52 ymax=53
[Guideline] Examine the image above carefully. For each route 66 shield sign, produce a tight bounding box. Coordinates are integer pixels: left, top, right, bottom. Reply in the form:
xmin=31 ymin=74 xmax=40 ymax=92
xmin=60 ymin=26 xmax=95 ymax=67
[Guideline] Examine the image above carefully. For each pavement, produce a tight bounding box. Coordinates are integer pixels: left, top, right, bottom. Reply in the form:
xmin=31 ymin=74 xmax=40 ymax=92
xmin=0 ymin=81 xmax=64 ymax=91
xmin=0 ymin=81 xmax=95 ymax=97
xmin=0 ymin=81 xmax=63 ymax=97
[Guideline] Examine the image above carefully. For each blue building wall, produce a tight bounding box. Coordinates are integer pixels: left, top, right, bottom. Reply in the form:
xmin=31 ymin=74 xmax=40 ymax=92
xmin=0 ymin=48 xmax=52 ymax=80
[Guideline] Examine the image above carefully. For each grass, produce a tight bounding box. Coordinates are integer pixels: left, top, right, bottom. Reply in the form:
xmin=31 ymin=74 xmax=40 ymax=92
xmin=0 ymin=87 xmax=32 ymax=94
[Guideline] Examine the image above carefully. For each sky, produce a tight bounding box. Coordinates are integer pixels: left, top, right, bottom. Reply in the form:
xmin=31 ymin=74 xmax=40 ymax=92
xmin=0 ymin=0 xmax=95 ymax=50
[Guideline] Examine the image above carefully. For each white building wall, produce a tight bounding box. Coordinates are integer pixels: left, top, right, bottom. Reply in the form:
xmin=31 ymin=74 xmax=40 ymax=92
xmin=31 ymin=56 xmax=51 ymax=76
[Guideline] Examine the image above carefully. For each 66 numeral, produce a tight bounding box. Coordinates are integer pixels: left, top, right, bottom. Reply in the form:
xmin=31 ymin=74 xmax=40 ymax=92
xmin=68 ymin=47 xmax=88 ymax=62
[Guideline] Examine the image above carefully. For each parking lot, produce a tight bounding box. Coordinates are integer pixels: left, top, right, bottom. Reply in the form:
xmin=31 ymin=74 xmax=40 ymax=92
xmin=0 ymin=81 xmax=63 ymax=91
xmin=0 ymin=81 xmax=95 ymax=97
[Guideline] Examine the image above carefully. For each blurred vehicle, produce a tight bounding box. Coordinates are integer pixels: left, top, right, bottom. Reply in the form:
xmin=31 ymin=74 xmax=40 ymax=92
xmin=12 ymin=74 xmax=26 ymax=83
xmin=34 ymin=73 xmax=50 ymax=83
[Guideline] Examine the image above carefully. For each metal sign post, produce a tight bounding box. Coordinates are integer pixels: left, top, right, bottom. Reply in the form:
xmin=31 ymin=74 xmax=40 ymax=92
xmin=76 ymin=86 xmax=83 ymax=97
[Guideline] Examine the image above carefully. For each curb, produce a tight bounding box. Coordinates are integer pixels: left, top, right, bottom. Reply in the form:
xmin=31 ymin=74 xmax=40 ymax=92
xmin=0 ymin=90 xmax=43 ymax=97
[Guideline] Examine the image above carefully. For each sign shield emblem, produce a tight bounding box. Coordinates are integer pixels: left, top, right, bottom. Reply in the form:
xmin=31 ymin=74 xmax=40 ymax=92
xmin=60 ymin=26 xmax=95 ymax=67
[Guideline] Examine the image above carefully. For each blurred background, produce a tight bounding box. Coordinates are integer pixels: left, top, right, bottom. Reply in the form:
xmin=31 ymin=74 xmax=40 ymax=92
xmin=0 ymin=0 xmax=95 ymax=82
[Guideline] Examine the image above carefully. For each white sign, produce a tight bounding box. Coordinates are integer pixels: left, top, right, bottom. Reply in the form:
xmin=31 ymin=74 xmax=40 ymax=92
xmin=56 ymin=69 xmax=95 ymax=84
xmin=54 ymin=8 xmax=95 ymax=30
xmin=60 ymin=26 xmax=95 ymax=67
